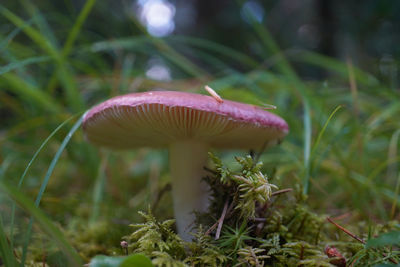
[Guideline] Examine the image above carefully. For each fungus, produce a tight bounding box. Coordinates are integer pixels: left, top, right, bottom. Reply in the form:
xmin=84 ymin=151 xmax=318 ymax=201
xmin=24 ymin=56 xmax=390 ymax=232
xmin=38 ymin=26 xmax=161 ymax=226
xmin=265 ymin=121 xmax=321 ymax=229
xmin=82 ymin=90 xmax=288 ymax=241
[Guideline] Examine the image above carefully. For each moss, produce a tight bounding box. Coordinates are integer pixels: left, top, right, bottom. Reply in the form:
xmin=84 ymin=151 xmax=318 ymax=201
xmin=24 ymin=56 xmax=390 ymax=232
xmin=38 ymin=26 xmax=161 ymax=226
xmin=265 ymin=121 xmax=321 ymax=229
xmin=118 ymin=153 xmax=400 ymax=266
xmin=66 ymin=220 xmax=126 ymax=262
xmin=124 ymin=211 xmax=226 ymax=266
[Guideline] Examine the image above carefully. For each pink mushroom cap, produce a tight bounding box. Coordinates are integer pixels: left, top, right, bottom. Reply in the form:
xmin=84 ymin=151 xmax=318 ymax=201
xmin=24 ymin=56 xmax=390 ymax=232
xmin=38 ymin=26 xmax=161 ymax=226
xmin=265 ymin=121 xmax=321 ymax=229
xmin=83 ymin=91 xmax=289 ymax=149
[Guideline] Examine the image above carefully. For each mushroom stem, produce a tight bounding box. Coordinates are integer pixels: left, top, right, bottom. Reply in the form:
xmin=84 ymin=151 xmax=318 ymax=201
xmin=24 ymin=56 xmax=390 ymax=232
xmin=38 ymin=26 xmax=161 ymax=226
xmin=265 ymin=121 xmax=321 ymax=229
xmin=169 ymin=140 xmax=210 ymax=241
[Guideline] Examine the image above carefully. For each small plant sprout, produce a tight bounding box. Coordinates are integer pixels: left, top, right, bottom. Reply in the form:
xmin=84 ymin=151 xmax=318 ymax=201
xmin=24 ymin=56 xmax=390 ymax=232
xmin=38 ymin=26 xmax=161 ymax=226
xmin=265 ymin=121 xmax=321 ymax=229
xmin=82 ymin=91 xmax=288 ymax=241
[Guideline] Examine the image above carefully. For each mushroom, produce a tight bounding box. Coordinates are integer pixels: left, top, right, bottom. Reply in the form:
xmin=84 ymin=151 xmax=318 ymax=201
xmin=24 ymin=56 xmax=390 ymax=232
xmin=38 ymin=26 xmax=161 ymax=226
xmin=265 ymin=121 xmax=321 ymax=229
xmin=82 ymin=90 xmax=288 ymax=241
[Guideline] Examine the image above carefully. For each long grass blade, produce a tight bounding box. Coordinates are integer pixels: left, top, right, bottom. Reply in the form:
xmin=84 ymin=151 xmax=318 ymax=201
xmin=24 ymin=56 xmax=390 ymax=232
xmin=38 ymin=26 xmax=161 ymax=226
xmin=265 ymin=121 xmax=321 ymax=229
xmin=310 ymin=105 xmax=342 ymax=158
xmin=89 ymin=35 xmax=211 ymax=81
xmin=90 ymin=36 xmax=149 ymax=52
xmin=1 ymin=72 xmax=61 ymax=112
xmin=390 ymin=172 xmax=400 ymax=220
xmin=46 ymin=0 xmax=97 ymax=107
xmin=62 ymin=0 xmax=97 ymax=58
xmin=387 ymin=129 xmax=400 ymax=180
xmin=9 ymin=115 xmax=78 ymax=248
xmin=0 ymin=181 xmax=83 ymax=266
xmin=303 ymin=104 xmax=312 ymax=195
xmin=56 ymin=65 xmax=84 ymax=111
xmin=20 ymin=115 xmax=83 ymax=266
xmin=0 ymin=5 xmax=85 ymax=112
xmin=167 ymin=36 xmax=259 ymax=68
xmin=388 ymin=128 xmax=400 ymax=219
xmin=90 ymin=153 xmax=108 ymax=224
xmin=19 ymin=0 xmax=59 ymax=48
xmin=0 ymin=19 xmax=33 ymax=50
xmin=0 ymin=6 xmax=59 ymax=58
xmin=0 ymin=56 xmax=50 ymax=75
xmin=1 ymin=72 xmax=62 ymax=113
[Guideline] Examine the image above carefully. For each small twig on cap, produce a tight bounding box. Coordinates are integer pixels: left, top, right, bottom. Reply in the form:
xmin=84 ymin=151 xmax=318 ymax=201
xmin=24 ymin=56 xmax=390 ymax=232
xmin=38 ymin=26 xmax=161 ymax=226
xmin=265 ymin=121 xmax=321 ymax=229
xmin=205 ymin=85 xmax=223 ymax=103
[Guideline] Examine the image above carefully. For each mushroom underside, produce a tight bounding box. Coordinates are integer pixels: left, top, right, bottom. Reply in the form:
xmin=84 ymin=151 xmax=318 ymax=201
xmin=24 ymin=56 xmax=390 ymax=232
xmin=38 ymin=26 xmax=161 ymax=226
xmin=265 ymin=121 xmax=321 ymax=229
xmin=84 ymin=104 xmax=286 ymax=149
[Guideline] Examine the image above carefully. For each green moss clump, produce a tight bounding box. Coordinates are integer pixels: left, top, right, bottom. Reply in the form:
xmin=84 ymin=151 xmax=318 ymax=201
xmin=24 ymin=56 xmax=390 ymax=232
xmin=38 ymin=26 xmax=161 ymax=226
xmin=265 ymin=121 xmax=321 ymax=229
xmin=120 ymin=153 xmax=400 ymax=266
xmin=124 ymin=210 xmax=226 ymax=267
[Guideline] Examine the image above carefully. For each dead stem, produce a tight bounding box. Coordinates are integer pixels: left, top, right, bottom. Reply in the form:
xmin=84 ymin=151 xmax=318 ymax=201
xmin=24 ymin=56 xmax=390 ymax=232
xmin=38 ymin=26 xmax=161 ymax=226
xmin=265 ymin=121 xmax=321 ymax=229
xmin=327 ymin=217 xmax=398 ymax=264
xmin=271 ymin=188 xmax=293 ymax=196
xmin=215 ymin=200 xmax=229 ymax=240
xmin=205 ymin=199 xmax=235 ymax=236
xmin=326 ymin=217 xmax=365 ymax=244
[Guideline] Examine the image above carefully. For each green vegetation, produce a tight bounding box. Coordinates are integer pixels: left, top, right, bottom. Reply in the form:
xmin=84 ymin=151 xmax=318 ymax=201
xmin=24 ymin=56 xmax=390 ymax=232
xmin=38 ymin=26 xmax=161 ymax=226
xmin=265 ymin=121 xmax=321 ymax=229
xmin=0 ymin=1 xmax=400 ymax=266
xmin=119 ymin=154 xmax=400 ymax=266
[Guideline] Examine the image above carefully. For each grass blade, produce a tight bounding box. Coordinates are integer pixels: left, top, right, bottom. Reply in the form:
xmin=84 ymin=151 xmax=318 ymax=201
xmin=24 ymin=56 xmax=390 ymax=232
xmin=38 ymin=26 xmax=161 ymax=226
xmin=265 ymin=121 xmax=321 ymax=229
xmin=310 ymin=105 xmax=343 ymax=158
xmin=9 ymin=115 xmax=78 ymax=248
xmin=56 ymin=65 xmax=84 ymax=111
xmin=19 ymin=0 xmax=59 ymax=48
xmin=0 ymin=19 xmax=33 ymax=50
xmin=0 ymin=56 xmax=50 ymax=75
xmin=90 ymin=153 xmax=108 ymax=224
xmin=387 ymin=129 xmax=400 ymax=180
xmin=390 ymin=172 xmax=400 ymax=220
xmin=0 ymin=5 xmax=58 ymax=58
xmin=46 ymin=0 xmax=97 ymax=108
xmin=1 ymin=72 xmax=62 ymax=113
xmin=89 ymin=34 xmax=210 ymax=80
xmin=20 ymin=115 xmax=83 ymax=266
xmin=0 ymin=5 xmax=85 ymax=112
xmin=89 ymin=36 xmax=149 ymax=52
xmin=302 ymin=104 xmax=312 ymax=194
xmin=62 ymin=0 xmax=97 ymax=58
xmin=167 ymin=35 xmax=259 ymax=68
xmin=35 ymin=115 xmax=84 ymax=205
xmin=0 ymin=181 xmax=83 ymax=266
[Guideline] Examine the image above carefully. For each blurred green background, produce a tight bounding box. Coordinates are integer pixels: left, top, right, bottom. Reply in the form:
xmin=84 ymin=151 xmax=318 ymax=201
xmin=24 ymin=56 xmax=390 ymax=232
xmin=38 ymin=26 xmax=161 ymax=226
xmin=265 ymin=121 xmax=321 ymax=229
xmin=1 ymin=0 xmax=400 ymax=265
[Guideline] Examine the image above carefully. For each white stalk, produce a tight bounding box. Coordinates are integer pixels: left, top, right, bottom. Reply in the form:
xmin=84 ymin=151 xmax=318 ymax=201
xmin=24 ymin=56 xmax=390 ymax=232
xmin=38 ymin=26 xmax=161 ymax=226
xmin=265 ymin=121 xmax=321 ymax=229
xmin=169 ymin=140 xmax=210 ymax=241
